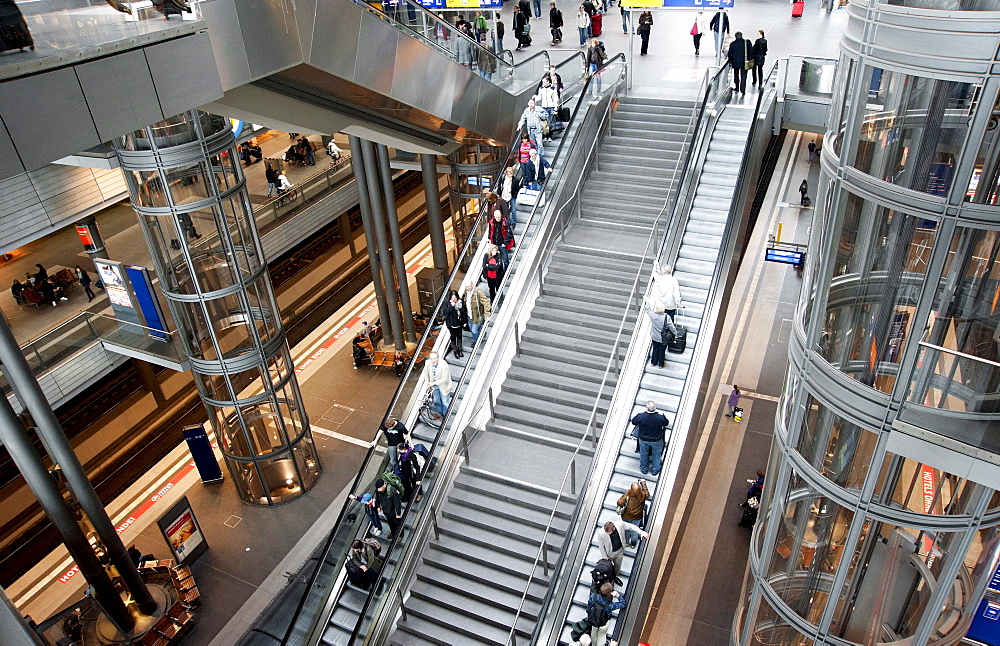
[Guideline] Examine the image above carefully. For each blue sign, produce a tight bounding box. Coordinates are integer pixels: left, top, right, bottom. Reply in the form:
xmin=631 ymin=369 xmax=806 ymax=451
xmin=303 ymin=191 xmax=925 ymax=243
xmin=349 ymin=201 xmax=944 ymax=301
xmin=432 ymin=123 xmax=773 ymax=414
xmin=968 ymin=557 xmax=1000 ymax=645
xmin=182 ymin=424 xmax=224 ymax=484
xmin=126 ymin=265 xmax=169 ymax=341
xmin=765 ymin=248 xmax=805 ymax=266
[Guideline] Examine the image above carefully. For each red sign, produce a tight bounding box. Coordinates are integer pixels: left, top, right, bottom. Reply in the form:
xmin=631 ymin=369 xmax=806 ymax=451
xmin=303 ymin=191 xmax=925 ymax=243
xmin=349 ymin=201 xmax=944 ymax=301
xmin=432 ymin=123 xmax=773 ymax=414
xmin=75 ymin=225 xmax=94 ymax=247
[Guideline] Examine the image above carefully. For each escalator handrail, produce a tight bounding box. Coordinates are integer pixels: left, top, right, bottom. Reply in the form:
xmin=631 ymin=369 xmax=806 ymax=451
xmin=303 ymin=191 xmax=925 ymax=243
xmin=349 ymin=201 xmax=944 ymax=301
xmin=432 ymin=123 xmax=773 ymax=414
xmin=498 ymin=54 xmax=641 ymax=646
xmin=528 ymin=63 xmax=727 ymax=646
xmin=280 ymin=52 xmax=595 ymax=646
xmin=610 ymin=62 xmax=777 ymax=646
xmin=342 ymin=0 xmax=525 ymax=83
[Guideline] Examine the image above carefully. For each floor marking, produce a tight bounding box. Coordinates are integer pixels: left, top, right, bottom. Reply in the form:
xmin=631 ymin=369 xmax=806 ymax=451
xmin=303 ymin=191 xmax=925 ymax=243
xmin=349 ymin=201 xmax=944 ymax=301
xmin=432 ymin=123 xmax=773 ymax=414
xmin=310 ymin=424 xmax=374 ymax=449
xmin=224 ymin=515 xmax=243 ymax=529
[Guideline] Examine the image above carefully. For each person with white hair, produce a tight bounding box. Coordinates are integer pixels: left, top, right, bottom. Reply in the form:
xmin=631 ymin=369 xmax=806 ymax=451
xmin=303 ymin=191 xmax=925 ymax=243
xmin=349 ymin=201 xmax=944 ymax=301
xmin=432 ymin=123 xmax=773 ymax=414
xmin=461 ymin=279 xmax=491 ymax=343
xmin=424 ymin=351 xmax=453 ymax=418
xmin=629 ymin=400 xmax=670 ymax=476
xmin=643 ymin=297 xmax=679 ymax=368
xmin=651 ymin=260 xmax=683 ymax=320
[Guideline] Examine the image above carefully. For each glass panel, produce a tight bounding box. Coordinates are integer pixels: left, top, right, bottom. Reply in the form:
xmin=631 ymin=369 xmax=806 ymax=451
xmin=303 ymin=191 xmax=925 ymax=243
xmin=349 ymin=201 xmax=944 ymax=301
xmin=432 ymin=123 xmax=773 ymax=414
xmin=209 ymin=152 xmax=241 ymax=193
xmin=166 ymin=161 xmax=213 ymax=205
xmin=885 ymin=0 xmax=1000 ymax=9
xmin=796 ymin=396 xmax=877 ymax=490
xmin=749 ymin=596 xmax=815 ymax=646
xmin=968 ymin=92 xmax=1000 ymax=204
xmin=872 ymin=452 xmax=979 ymax=516
xmin=853 ymin=66 xmax=975 ymax=196
xmin=767 ymin=471 xmax=853 ymax=625
xmin=818 ymin=193 xmax=936 ymax=392
xmin=832 ymin=56 xmax=854 ymax=157
xmin=129 ymin=169 xmax=169 ymax=207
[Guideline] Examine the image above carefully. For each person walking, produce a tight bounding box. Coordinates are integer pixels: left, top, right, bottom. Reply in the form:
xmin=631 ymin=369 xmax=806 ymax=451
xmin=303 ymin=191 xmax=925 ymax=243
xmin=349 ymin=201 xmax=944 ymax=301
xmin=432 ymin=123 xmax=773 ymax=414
xmin=691 ymin=11 xmax=708 ymax=55
xmin=709 ymin=8 xmax=729 ymax=57
xmin=728 ymin=31 xmax=750 ymax=95
xmin=425 ymin=351 xmax=453 ymax=418
xmin=807 ymin=140 xmax=817 ymax=162
xmin=477 ymin=38 xmax=498 ymax=80
xmin=637 ymin=10 xmax=653 ymax=55
xmin=531 ymin=0 xmax=541 ymax=19
xmin=499 ymin=166 xmax=520 ymax=226
xmin=382 ymin=417 xmax=409 ymax=470
xmin=751 ymin=30 xmax=767 ymax=87
xmin=265 ymin=163 xmax=278 ymax=197
xmin=75 ymin=266 xmax=96 ymax=302
xmin=549 ymin=2 xmax=563 ymax=43
xmin=496 ymin=15 xmax=505 ymax=51
xmin=442 ymin=289 xmax=466 ymax=359
xmin=596 ymin=519 xmax=648 ymax=575
xmin=799 ymin=179 xmax=809 ymax=205
xmin=586 ymin=38 xmax=607 ymax=92
xmin=513 ymin=4 xmax=530 ymax=49
xmin=587 ymin=582 xmax=628 ymax=646
xmin=517 ymin=98 xmax=546 ymax=158
xmin=630 ymin=400 xmax=670 ymax=476
xmin=577 ymin=5 xmax=591 ymax=46
xmin=374 ymin=478 xmax=404 ymax=540
xmin=397 ymin=442 xmax=424 ymax=502
xmin=537 ymin=78 xmax=559 ymax=139
xmin=483 ymin=244 xmax=505 ymax=300
xmin=617 ymin=479 xmax=650 ymax=531
xmin=462 ymin=279 xmax=491 ymax=343
xmin=725 ymin=385 xmax=742 ymax=417
xmin=651 ymin=261 xmax=683 ymax=320
xmin=488 ymin=209 xmax=515 ymax=268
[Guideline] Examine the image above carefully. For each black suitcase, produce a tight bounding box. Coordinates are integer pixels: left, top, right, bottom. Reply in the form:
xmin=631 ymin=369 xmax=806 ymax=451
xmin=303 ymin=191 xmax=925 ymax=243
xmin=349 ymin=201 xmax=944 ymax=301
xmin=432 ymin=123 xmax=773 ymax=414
xmin=0 ymin=1 xmax=34 ymax=54
xmin=667 ymin=324 xmax=687 ymax=353
xmin=557 ymin=106 xmax=571 ymax=122
xmin=738 ymin=504 xmax=758 ymax=528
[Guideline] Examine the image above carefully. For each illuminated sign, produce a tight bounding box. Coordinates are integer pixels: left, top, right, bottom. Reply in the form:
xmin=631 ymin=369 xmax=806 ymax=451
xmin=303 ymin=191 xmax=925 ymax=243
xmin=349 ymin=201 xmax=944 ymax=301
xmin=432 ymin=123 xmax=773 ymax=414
xmin=764 ymin=247 xmax=804 ymax=266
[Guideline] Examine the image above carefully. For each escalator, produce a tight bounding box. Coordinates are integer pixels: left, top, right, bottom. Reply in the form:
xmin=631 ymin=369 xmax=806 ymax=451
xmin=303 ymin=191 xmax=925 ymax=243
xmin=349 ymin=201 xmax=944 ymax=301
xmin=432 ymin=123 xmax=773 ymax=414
xmin=207 ymin=0 xmax=572 ymax=154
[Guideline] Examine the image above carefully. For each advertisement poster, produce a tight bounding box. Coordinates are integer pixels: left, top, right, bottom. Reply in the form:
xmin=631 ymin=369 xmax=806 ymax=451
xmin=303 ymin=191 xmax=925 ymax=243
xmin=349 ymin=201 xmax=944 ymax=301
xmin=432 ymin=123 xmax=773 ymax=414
xmin=157 ymin=496 xmax=209 ymax=565
xmin=94 ymin=259 xmax=134 ymax=310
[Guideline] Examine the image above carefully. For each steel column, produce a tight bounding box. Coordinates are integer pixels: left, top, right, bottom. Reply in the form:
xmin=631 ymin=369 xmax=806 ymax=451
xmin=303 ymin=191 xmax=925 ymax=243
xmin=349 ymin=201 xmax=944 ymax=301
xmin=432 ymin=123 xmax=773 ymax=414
xmin=376 ymin=144 xmax=417 ymax=345
xmin=350 ymin=135 xmax=393 ymax=344
xmin=360 ymin=139 xmax=403 ymax=348
xmin=0 ymin=586 xmax=44 ymax=646
xmin=0 ymin=314 xmax=155 ymax=614
xmin=0 ymin=395 xmax=136 ymax=630
xmin=420 ymin=153 xmax=449 ymax=272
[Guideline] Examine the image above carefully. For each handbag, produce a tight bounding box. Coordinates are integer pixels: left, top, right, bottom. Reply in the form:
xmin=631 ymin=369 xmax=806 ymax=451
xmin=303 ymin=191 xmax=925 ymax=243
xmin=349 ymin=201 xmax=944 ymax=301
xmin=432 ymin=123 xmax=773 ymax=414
xmin=744 ymin=41 xmax=754 ymax=70
xmin=523 ymin=21 xmax=531 ymax=34
xmin=690 ymin=21 xmax=698 ymax=35
xmin=616 ymin=496 xmax=628 ymax=516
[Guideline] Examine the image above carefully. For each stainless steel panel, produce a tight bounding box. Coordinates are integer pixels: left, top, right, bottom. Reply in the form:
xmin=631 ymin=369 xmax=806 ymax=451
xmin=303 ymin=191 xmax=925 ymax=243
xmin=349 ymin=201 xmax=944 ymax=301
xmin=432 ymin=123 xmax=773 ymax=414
xmin=0 ymin=68 xmax=101 ymax=172
xmin=75 ymin=50 xmax=164 ymax=142
xmin=473 ymin=81 xmax=504 ymax=140
xmin=497 ymin=91 xmax=518 ymax=138
xmin=145 ymin=33 xmax=224 ymax=120
xmin=237 ymin=0 xmax=304 ymax=80
xmin=0 ymin=122 xmax=25 ymax=181
xmin=391 ymin=35 xmax=432 ymax=103
xmin=294 ymin=0 xmax=318 ymax=61
xmin=309 ymin=0 xmax=360 ymax=79
xmin=425 ymin=54 xmax=460 ymax=121
xmin=799 ymin=59 xmax=836 ymax=94
xmin=202 ymin=0 xmax=253 ymax=90
xmin=353 ymin=13 xmax=398 ymax=95
xmin=449 ymin=71 xmax=482 ymax=130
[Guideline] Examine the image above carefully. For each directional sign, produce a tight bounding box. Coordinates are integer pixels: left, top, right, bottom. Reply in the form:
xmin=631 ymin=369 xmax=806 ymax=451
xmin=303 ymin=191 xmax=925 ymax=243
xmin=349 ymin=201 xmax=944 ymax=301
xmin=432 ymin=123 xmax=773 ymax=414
xmin=621 ymin=0 xmax=733 ymax=8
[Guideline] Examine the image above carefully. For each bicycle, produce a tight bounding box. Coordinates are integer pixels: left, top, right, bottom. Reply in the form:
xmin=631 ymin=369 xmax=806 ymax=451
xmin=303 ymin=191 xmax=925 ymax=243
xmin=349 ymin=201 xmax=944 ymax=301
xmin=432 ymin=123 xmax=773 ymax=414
xmin=418 ymin=388 xmax=444 ymax=428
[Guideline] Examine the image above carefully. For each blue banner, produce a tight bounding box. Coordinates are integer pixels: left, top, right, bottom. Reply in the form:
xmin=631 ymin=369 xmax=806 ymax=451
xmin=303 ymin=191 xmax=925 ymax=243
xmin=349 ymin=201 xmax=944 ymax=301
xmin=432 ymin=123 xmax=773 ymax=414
xmin=182 ymin=424 xmax=224 ymax=484
xmin=968 ymin=557 xmax=1000 ymax=645
xmin=126 ymin=265 xmax=169 ymax=341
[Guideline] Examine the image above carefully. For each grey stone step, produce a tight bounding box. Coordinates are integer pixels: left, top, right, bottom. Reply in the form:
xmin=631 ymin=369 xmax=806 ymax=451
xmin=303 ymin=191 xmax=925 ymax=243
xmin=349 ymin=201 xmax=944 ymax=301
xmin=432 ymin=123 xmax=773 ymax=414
xmin=447 ymin=487 xmax=572 ymax=532
xmin=410 ymin=577 xmax=542 ymax=625
xmin=436 ymin=515 xmax=555 ymax=562
xmin=420 ymin=545 xmax=549 ymax=596
xmin=678 ymin=244 xmax=720 ymax=263
xmin=400 ymin=597 xmax=531 ymax=646
xmin=608 ymin=126 xmax=687 ymax=141
xmin=493 ymin=405 xmax=605 ymax=441
xmin=504 ymin=376 xmax=613 ymax=412
xmin=506 ymin=352 xmax=620 ymax=386
xmin=532 ymin=305 xmax=638 ymax=334
xmin=488 ymin=422 xmax=597 ymax=455
xmin=496 ymin=389 xmax=607 ymax=424
xmin=690 ymin=206 xmax=729 ymax=223
xmin=535 ymin=294 xmax=635 ymax=321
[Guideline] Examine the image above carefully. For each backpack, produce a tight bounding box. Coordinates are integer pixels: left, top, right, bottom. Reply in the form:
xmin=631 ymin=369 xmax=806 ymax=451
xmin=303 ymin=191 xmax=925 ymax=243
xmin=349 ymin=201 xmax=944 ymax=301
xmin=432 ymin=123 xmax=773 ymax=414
xmin=486 ymin=256 xmax=500 ymax=279
xmin=587 ymin=598 xmax=611 ymax=628
xmin=591 ymin=558 xmax=615 ymax=590
xmin=411 ymin=448 xmax=427 ymax=473
xmin=569 ymin=617 xmax=592 ymax=641
xmin=363 ymin=538 xmax=382 ymax=558
xmin=382 ymin=470 xmax=404 ymax=495
xmin=345 ymin=558 xmax=370 ymax=589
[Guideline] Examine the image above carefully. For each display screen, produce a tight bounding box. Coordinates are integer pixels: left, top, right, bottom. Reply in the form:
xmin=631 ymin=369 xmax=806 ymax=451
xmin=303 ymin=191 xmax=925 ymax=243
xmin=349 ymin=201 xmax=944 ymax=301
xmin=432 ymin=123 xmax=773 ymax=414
xmin=765 ymin=248 xmax=804 ymax=265
xmin=165 ymin=508 xmax=204 ymax=560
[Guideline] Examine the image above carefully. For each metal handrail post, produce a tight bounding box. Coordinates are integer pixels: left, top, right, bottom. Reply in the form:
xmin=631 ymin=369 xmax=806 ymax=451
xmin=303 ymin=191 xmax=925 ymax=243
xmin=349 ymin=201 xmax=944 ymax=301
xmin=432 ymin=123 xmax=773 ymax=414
xmin=431 ymin=505 xmax=440 ymax=540
xmin=488 ymin=387 xmax=495 ymax=422
xmin=397 ymin=589 xmax=407 ymax=621
xmin=514 ymin=322 xmax=521 ymax=357
xmin=571 ymin=459 xmax=577 ymax=495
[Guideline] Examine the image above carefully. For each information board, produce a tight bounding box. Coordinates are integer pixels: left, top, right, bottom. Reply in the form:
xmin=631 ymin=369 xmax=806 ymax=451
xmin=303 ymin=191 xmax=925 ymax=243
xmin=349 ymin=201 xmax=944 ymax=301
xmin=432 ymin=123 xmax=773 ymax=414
xmin=156 ymin=496 xmax=209 ymax=566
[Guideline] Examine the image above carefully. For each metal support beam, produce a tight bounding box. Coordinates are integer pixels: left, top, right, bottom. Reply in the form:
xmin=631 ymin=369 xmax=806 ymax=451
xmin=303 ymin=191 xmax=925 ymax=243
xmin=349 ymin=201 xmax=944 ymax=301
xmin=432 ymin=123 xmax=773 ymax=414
xmin=0 ymin=314 xmax=155 ymax=616
xmin=350 ymin=135 xmax=393 ymax=345
xmin=0 ymin=396 xmax=135 ymax=631
xmin=376 ymin=144 xmax=417 ymax=344
xmin=420 ymin=153 xmax=449 ymax=272
xmin=361 ymin=139 xmax=404 ymax=348
xmin=0 ymin=586 xmax=44 ymax=646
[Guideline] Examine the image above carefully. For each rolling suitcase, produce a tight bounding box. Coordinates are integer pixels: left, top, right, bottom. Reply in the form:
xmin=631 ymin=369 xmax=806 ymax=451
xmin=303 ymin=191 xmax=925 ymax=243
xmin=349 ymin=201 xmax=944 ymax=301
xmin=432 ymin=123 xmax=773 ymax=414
xmin=590 ymin=11 xmax=603 ymax=36
xmin=791 ymin=0 xmax=804 ymax=16
xmin=557 ymin=106 xmax=571 ymax=122
xmin=667 ymin=324 xmax=687 ymax=353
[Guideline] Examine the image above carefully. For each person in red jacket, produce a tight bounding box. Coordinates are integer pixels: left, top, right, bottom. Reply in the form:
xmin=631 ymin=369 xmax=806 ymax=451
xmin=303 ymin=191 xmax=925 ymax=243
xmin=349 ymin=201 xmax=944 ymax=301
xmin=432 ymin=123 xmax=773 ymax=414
xmin=488 ymin=210 xmax=514 ymax=269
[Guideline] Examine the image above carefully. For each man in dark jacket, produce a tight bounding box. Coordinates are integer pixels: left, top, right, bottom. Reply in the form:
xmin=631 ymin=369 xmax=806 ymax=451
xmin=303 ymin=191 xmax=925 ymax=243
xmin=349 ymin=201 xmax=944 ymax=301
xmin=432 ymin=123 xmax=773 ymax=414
xmin=382 ymin=417 xmax=408 ymax=470
xmin=727 ymin=30 xmax=750 ymax=95
xmin=549 ymin=2 xmax=563 ymax=44
xmin=375 ymin=479 xmax=403 ymax=540
xmin=397 ymin=442 xmax=424 ymax=502
xmin=630 ymin=400 xmax=670 ymax=475
xmin=513 ymin=5 xmax=529 ymax=49
xmin=709 ymin=8 xmax=729 ymax=56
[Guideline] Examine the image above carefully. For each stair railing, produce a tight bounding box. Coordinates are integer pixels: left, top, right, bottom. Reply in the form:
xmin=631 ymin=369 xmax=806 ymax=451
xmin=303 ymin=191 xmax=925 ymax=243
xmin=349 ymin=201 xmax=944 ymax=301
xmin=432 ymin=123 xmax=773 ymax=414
xmin=266 ymin=51 xmax=612 ymax=646
xmin=352 ymin=55 xmax=630 ymax=646
xmin=612 ymin=63 xmax=780 ymax=646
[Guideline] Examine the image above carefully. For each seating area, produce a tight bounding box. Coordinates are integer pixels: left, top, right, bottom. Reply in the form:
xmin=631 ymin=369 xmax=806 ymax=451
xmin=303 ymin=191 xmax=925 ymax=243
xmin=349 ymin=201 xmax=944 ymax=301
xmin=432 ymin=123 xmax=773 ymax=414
xmin=17 ymin=268 xmax=76 ymax=308
xmin=352 ymin=320 xmax=438 ymax=375
xmin=135 ymin=560 xmax=199 ymax=646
